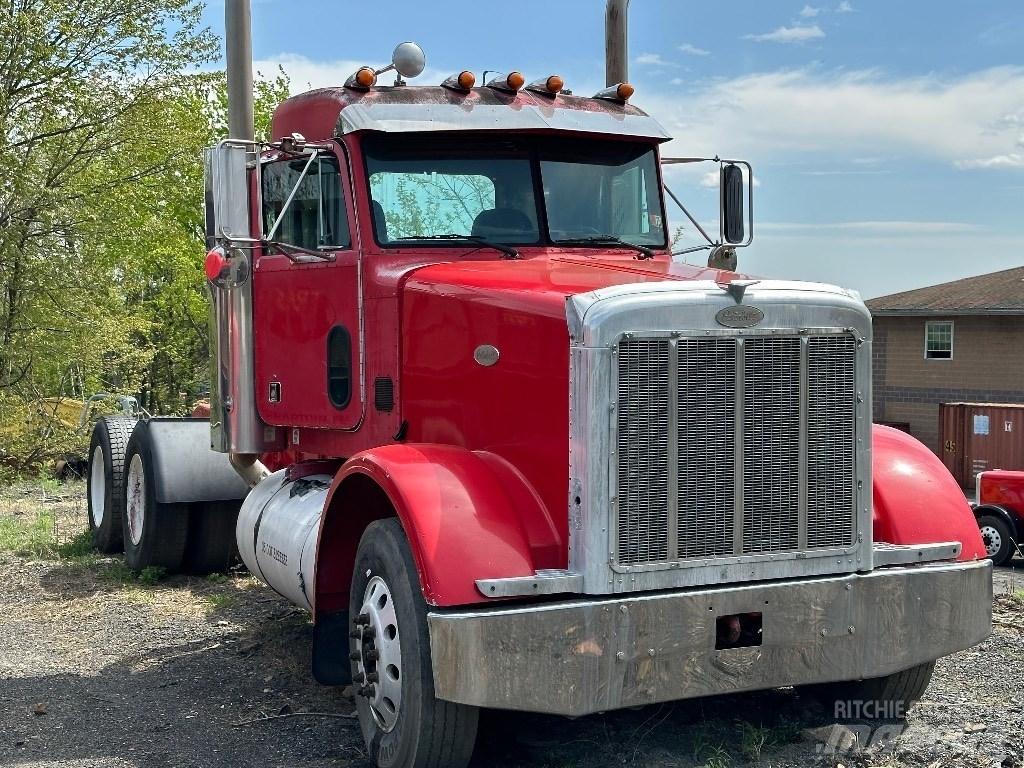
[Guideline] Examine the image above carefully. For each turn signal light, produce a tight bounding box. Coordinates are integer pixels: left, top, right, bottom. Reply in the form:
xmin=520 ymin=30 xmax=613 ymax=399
xmin=593 ymin=82 xmax=634 ymax=102
xmin=205 ymin=247 xmax=228 ymax=282
xmin=442 ymin=70 xmax=476 ymax=92
xmin=526 ymin=75 xmax=565 ymax=96
xmin=345 ymin=66 xmax=378 ymax=90
xmin=486 ymin=71 xmax=524 ymax=93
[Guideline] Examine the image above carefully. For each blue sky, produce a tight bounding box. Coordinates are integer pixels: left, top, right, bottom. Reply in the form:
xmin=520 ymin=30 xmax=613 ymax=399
xmin=203 ymin=1 xmax=1024 ymax=298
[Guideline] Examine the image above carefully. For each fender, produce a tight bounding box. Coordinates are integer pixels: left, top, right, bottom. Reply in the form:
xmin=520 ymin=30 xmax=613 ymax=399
xmin=973 ymin=504 xmax=1023 ymax=542
xmin=314 ymin=443 xmax=561 ymax=610
xmin=872 ymin=424 xmax=986 ymax=561
xmin=135 ymin=418 xmax=250 ymax=504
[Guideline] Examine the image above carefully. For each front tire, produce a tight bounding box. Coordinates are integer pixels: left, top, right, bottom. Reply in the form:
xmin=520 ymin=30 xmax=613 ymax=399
xmin=808 ymin=661 xmax=935 ymax=719
xmin=350 ymin=518 xmax=479 ymax=768
xmin=86 ymin=417 xmax=136 ymax=553
xmin=122 ymin=430 xmax=190 ymax=573
xmin=977 ymin=514 xmax=1015 ymax=566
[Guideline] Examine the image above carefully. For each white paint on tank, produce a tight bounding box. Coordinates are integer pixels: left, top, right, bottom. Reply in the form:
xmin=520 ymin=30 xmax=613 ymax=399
xmin=236 ymin=468 xmax=330 ymax=612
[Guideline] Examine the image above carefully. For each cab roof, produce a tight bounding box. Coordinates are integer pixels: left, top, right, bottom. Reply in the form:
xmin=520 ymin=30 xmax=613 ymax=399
xmin=269 ymin=85 xmax=672 ymax=144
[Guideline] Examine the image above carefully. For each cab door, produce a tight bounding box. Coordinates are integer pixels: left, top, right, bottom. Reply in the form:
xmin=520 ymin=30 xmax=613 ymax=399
xmin=253 ymin=143 xmax=363 ymax=431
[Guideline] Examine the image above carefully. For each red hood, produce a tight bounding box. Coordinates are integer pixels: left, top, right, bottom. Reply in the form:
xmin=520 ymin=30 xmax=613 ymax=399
xmin=402 ymin=255 xmax=744 ymax=320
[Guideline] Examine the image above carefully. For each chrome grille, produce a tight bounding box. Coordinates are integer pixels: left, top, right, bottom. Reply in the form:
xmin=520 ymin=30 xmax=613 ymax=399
xmin=615 ymin=332 xmax=857 ymax=566
xmin=616 ymin=339 xmax=670 ymax=565
xmin=807 ymin=336 xmax=857 ymax=548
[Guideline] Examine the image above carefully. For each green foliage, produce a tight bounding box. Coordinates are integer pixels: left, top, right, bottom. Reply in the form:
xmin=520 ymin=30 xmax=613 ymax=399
xmin=0 ymin=510 xmax=58 ymax=558
xmin=0 ymin=2 xmax=289 ymax=473
xmin=137 ymin=565 xmax=167 ymax=585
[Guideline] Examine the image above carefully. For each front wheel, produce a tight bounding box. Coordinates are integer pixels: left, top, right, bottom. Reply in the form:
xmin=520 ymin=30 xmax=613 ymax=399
xmin=350 ymin=518 xmax=479 ymax=768
xmin=807 ymin=661 xmax=935 ymax=719
xmin=977 ymin=514 xmax=1015 ymax=566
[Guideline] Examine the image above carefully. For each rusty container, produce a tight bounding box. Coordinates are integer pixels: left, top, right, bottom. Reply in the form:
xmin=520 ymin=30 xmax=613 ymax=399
xmin=939 ymin=402 xmax=1024 ymax=489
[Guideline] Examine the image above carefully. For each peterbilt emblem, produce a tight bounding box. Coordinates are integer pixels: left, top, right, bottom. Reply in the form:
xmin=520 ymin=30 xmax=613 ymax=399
xmin=716 ymin=305 xmax=764 ymax=328
xmin=473 ymin=344 xmax=500 ymax=367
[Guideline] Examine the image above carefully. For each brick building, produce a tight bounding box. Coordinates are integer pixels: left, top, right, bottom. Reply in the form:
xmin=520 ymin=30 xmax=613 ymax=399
xmin=866 ymin=266 xmax=1024 ymax=455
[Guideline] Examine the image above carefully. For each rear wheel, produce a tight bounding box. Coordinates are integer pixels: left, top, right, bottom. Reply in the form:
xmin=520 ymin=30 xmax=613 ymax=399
xmin=122 ymin=431 xmax=189 ymax=573
xmin=978 ymin=514 xmax=1014 ymax=566
xmin=350 ymin=518 xmax=479 ymax=768
xmin=808 ymin=661 xmax=935 ymax=719
xmin=86 ymin=417 xmax=136 ymax=553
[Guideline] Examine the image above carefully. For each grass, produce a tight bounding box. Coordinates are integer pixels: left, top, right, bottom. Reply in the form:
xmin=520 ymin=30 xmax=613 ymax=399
xmin=0 ymin=511 xmax=61 ymax=559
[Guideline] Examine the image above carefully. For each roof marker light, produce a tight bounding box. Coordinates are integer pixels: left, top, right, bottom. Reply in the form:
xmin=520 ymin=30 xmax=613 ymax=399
xmin=442 ymin=71 xmax=476 ymax=92
xmin=486 ymin=71 xmax=524 ymax=93
xmin=345 ymin=66 xmax=377 ymax=90
xmin=593 ymin=82 xmax=634 ymax=102
xmin=526 ymin=75 xmax=565 ymax=96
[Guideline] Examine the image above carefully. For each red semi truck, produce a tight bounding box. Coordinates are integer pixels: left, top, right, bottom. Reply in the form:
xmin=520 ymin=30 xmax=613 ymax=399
xmin=84 ymin=4 xmax=992 ymax=767
xmin=973 ymin=469 xmax=1024 ymax=565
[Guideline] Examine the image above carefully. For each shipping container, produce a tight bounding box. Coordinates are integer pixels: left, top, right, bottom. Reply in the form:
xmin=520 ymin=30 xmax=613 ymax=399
xmin=939 ymin=402 xmax=1024 ymax=489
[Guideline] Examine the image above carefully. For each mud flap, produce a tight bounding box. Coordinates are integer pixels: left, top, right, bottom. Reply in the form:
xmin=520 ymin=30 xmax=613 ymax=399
xmin=312 ymin=609 xmax=351 ymax=686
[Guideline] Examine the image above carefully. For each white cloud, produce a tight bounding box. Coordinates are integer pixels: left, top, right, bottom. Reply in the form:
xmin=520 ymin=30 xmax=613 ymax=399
xmin=799 ymin=5 xmax=820 ymax=17
xmin=678 ymin=43 xmax=710 ymax=56
xmin=758 ymin=220 xmax=978 ymax=234
xmin=745 ymin=25 xmax=825 ymax=43
xmin=635 ymin=52 xmax=677 ymax=67
xmin=699 ymin=170 xmax=761 ymax=188
xmin=836 ymin=1 xmax=854 ymax=12
xmin=641 ymin=66 xmax=1024 ymax=171
xmin=253 ymin=53 xmax=448 ymax=93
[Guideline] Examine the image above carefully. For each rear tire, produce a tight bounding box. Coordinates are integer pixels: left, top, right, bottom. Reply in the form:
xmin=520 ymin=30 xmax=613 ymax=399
xmin=809 ymin=661 xmax=935 ymax=719
xmin=183 ymin=501 xmax=239 ymax=574
xmin=86 ymin=417 xmax=136 ymax=553
xmin=978 ymin=514 xmax=1014 ymax=566
xmin=350 ymin=518 xmax=479 ymax=768
xmin=122 ymin=430 xmax=190 ymax=573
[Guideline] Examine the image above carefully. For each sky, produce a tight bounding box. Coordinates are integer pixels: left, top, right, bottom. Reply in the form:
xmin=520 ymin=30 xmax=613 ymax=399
xmin=202 ymin=1 xmax=1024 ymax=299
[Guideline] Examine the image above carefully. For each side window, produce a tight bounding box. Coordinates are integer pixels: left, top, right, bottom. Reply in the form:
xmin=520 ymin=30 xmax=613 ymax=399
xmin=925 ymin=320 xmax=953 ymax=359
xmin=327 ymin=326 xmax=352 ymax=408
xmin=262 ymin=154 xmax=350 ymax=250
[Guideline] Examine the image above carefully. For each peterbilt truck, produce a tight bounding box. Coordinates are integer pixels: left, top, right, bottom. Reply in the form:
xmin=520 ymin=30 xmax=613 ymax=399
xmin=84 ymin=2 xmax=992 ymax=766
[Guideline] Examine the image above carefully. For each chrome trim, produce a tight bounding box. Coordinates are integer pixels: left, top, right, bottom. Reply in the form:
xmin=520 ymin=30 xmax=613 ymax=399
xmin=429 ymin=559 xmax=992 ymax=716
xmin=338 ymin=103 xmax=671 ymax=140
xmin=476 ymin=570 xmax=583 ymax=598
xmin=872 ymin=541 xmax=961 ymax=567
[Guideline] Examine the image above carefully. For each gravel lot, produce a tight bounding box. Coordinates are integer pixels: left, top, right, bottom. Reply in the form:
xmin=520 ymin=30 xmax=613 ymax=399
xmin=1 ymin=481 xmax=1022 ymax=768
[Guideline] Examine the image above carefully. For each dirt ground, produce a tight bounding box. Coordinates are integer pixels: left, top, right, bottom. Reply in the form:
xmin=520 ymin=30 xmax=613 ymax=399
xmin=1 ymin=480 xmax=1022 ymax=768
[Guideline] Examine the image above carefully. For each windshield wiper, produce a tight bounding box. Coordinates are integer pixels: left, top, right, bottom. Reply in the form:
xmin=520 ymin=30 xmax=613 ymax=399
xmin=395 ymin=234 xmax=520 ymax=260
xmin=552 ymin=235 xmax=655 ymax=260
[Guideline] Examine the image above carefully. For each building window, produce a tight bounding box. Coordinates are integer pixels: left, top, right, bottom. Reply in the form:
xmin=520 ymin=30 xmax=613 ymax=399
xmin=925 ymin=321 xmax=953 ymax=359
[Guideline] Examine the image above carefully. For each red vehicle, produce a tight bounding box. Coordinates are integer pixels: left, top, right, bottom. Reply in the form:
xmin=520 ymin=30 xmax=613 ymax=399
xmin=84 ymin=4 xmax=991 ymax=767
xmin=974 ymin=469 xmax=1024 ymax=565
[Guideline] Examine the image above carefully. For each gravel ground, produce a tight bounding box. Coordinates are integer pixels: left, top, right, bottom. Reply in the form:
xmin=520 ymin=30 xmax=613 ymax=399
xmin=0 ymin=481 xmax=1021 ymax=768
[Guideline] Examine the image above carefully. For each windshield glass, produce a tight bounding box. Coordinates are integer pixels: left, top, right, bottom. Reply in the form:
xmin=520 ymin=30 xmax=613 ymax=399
xmin=363 ymin=135 xmax=666 ymax=249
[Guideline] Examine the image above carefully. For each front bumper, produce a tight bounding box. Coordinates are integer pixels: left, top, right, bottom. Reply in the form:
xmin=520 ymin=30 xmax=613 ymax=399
xmin=427 ymin=559 xmax=992 ymax=716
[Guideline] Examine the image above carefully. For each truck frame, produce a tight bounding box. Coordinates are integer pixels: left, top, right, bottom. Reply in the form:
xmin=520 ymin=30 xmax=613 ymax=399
xmin=84 ymin=3 xmax=992 ymax=767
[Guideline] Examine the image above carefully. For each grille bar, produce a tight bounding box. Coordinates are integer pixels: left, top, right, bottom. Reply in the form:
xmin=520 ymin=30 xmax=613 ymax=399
xmin=615 ymin=333 xmax=857 ymax=566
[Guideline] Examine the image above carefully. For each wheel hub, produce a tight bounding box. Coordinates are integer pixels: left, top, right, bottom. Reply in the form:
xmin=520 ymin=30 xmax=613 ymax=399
xmin=353 ymin=575 xmax=403 ymax=732
xmin=980 ymin=525 xmax=1002 ymax=557
xmin=126 ymin=454 xmax=146 ymax=547
xmin=89 ymin=446 xmax=106 ymax=527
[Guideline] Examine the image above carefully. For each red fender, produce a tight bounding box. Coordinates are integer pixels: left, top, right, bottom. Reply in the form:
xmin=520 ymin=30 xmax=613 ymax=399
xmin=872 ymin=424 xmax=986 ymax=561
xmin=315 ymin=443 xmax=561 ymax=609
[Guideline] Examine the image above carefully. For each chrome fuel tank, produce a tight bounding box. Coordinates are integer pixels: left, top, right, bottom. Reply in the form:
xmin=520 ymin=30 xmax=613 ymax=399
xmin=236 ymin=469 xmax=329 ymax=611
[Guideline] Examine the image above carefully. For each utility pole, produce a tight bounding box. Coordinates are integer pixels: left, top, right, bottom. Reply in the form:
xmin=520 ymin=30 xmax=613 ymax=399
xmin=605 ymin=0 xmax=630 ymax=87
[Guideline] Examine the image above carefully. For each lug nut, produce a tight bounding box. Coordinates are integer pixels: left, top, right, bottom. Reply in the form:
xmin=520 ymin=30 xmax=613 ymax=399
xmin=349 ymin=629 xmax=362 ymax=639
xmin=365 ymin=650 xmax=379 ymax=662
xmin=358 ymin=685 xmax=375 ymax=698
xmin=354 ymin=672 xmax=365 ymax=684
xmin=355 ymin=613 xmax=371 ymax=626
xmin=366 ymin=672 xmax=380 ymax=683
xmin=349 ymin=651 xmax=361 ymax=661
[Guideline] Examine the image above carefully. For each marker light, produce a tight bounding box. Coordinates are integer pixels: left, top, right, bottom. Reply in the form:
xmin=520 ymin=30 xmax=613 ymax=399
xmin=526 ymin=74 xmax=565 ymax=96
xmin=345 ymin=66 xmax=377 ymax=90
xmin=486 ymin=71 xmax=524 ymax=93
xmin=205 ymin=247 xmax=228 ymax=282
xmin=442 ymin=70 xmax=476 ymax=92
xmin=593 ymin=82 xmax=634 ymax=102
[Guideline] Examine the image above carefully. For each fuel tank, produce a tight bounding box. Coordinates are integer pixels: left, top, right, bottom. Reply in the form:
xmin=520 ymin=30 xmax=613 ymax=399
xmin=235 ymin=469 xmax=330 ymax=611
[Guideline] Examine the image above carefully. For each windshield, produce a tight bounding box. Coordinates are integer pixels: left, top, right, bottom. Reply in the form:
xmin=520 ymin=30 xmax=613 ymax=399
xmin=364 ymin=135 xmax=666 ymax=249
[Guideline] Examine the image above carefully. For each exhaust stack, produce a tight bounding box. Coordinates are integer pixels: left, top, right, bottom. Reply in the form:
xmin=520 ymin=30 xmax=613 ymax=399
xmin=605 ymin=0 xmax=630 ymax=87
xmin=211 ymin=0 xmax=271 ymax=483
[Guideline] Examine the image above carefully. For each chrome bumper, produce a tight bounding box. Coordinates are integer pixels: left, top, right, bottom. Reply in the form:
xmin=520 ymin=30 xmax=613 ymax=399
xmin=428 ymin=559 xmax=991 ymax=716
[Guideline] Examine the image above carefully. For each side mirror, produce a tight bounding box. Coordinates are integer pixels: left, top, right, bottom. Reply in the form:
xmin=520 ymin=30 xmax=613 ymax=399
xmin=721 ymin=163 xmax=745 ymax=245
xmin=204 ymin=142 xmax=251 ymax=248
